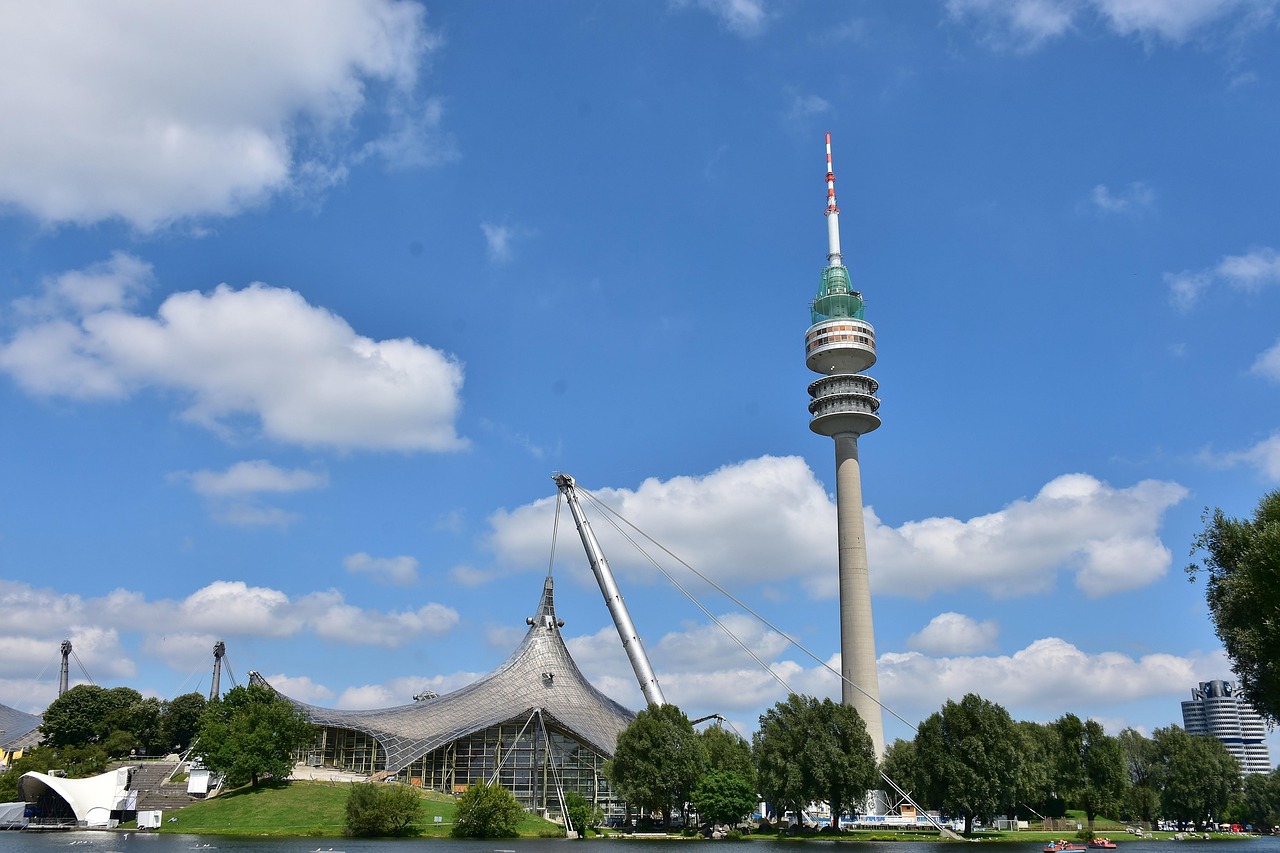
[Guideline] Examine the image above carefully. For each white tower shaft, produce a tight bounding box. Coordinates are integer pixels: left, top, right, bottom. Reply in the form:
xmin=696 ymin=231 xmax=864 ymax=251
xmin=835 ymin=435 xmax=884 ymax=756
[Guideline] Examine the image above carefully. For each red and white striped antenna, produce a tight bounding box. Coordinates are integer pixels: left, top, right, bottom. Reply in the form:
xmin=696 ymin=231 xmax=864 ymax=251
xmin=824 ymin=132 xmax=843 ymax=267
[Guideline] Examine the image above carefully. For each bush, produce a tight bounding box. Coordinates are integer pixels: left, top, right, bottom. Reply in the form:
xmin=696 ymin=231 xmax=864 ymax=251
xmin=345 ymin=782 xmax=423 ymax=837
xmin=564 ymin=790 xmax=602 ymax=837
xmin=451 ymin=780 xmax=526 ymax=838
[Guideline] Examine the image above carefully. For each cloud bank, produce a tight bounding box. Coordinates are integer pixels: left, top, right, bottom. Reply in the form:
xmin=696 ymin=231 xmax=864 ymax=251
xmin=484 ymin=457 xmax=1187 ymax=600
xmin=0 ymin=255 xmax=467 ymax=452
xmin=0 ymin=0 xmax=443 ymax=229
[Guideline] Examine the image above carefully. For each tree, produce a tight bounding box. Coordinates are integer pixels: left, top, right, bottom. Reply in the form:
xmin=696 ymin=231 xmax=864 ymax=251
xmin=754 ymin=694 xmax=876 ymax=828
xmin=564 ymin=790 xmax=602 ymax=836
xmin=193 ymin=684 xmax=314 ymax=787
xmin=1053 ymin=713 xmax=1125 ymax=828
xmin=1117 ymin=727 xmax=1160 ymax=827
xmin=1187 ymin=491 xmax=1280 ymax=724
xmin=1227 ymin=771 xmax=1277 ymax=832
xmin=809 ymin=698 xmax=877 ymax=825
xmin=1152 ymin=725 xmax=1240 ymax=830
xmin=880 ymin=738 xmax=920 ymax=807
xmin=693 ymin=770 xmax=757 ymax=827
xmin=754 ymin=694 xmax=817 ymax=824
xmin=913 ymin=693 xmax=1021 ymax=836
xmin=1010 ymin=721 xmax=1059 ymax=820
xmin=606 ymin=703 xmax=707 ymax=827
xmin=701 ymin=724 xmax=756 ymax=791
xmin=159 ymin=691 xmax=207 ymax=753
xmin=451 ymin=779 xmax=526 ymax=838
xmin=346 ymin=782 xmax=423 ymax=836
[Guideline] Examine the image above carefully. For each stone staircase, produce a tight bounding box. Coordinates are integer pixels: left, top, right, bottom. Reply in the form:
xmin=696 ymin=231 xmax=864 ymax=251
xmin=118 ymin=761 xmax=202 ymax=813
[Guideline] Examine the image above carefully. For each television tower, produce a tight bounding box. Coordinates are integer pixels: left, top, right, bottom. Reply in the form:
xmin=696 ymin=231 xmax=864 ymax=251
xmin=805 ymin=133 xmax=885 ymax=756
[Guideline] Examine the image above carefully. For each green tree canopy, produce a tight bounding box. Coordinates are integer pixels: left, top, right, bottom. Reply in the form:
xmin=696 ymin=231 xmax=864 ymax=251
xmin=754 ymin=694 xmax=818 ymax=823
xmin=693 ymin=770 xmax=757 ymax=827
xmin=913 ymin=693 xmax=1021 ymax=835
xmin=1010 ymin=721 xmax=1059 ymax=819
xmin=606 ymin=703 xmax=707 ymax=826
xmin=880 ymin=738 xmax=919 ymax=805
xmin=1188 ymin=490 xmax=1280 ymax=724
xmin=159 ymin=691 xmax=207 ymax=752
xmin=1118 ymin=727 xmax=1160 ymax=826
xmin=1152 ymin=725 xmax=1241 ymax=830
xmin=40 ymin=684 xmax=145 ymax=748
xmin=753 ymin=694 xmax=876 ymax=827
xmin=451 ymin=779 xmax=526 ymax=838
xmin=700 ymin=723 xmax=756 ymax=791
xmin=193 ymin=683 xmax=314 ymax=788
xmin=1053 ymin=713 xmax=1126 ymax=828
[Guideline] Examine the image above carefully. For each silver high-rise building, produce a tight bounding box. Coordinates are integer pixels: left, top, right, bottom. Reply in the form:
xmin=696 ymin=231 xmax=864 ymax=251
xmin=1181 ymin=680 xmax=1272 ymax=775
xmin=805 ymin=134 xmax=885 ymax=756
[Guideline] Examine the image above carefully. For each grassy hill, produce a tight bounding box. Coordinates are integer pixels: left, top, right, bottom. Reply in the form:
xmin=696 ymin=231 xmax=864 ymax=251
xmin=159 ymin=780 xmax=564 ymax=838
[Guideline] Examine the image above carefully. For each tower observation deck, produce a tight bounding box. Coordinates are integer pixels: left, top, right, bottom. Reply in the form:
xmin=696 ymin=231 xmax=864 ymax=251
xmin=805 ymin=133 xmax=885 ymax=756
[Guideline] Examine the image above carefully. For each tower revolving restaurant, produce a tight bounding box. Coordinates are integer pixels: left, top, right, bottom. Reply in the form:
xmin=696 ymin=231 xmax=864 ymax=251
xmin=256 ymin=576 xmax=635 ymax=815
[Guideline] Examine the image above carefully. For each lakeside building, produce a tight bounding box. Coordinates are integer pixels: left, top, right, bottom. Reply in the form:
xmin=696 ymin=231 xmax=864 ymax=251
xmin=260 ymin=575 xmax=634 ymax=819
xmin=1181 ymin=679 xmax=1272 ymax=775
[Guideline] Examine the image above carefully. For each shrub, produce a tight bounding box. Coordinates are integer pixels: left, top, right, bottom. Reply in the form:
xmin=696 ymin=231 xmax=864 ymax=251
xmin=345 ymin=782 xmax=423 ymax=837
xmin=451 ymin=780 xmax=526 ymax=838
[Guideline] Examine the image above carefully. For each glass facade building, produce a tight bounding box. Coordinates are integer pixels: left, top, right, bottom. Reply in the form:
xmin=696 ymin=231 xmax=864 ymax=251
xmin=257 ymin=576 xmax=634 ymax=819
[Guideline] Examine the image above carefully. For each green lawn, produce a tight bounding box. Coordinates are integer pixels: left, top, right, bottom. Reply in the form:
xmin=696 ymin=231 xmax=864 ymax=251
xmin=158 ymin=779 xmax=563 ymax=838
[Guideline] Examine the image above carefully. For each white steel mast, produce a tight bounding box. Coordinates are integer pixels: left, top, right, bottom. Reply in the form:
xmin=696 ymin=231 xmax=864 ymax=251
xmin=553 ymin=473 xmax=666 ymax=707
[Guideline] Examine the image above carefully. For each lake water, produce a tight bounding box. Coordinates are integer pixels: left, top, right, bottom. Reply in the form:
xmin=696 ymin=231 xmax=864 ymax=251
xmin=3 ymin=836 xmax=1280 ymax=853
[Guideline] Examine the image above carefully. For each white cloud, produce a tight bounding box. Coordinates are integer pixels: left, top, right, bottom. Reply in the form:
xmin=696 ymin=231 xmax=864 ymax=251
xmin=1166 ymin=246 xmax=1280 ymax=310
xmin=879 ymin=637 xmax=1205 ymax=720
xmin=788 ymin=94 xmax=831 ymax=121
xmin=907 ymin=612 xmax=999 ymax=655
xmin=0 ymin=258 xmax=467 ymax=452
xmin=948 ymin=0 xmax=1276 ymax=50
xmin=486 ymin=456 xmax=837 ymax=595
xmin=1204 ymin=433 xmax=1280 ymax=481
xmin=182 ymin=461 xmax=329 ymax=497
xmin=1253 ymin=343 xmax=1280 ymax=382
xmin=946 ymin=0 xmax=1080 ymax=50
xmin=480 ymin=222 xmax=534 ymax=264
xmin=344 ymin=552 xmax=420 ymax=585
xmin=259 ymin=673 xmax=336 ymax=706
xmin=0 ymin=0 xmax=442 ymax=229
xmin=0 ymin=579 xmax=460 ymax=651
xmin=333 ymin=673 xmax=481 ymax=709
xmin=674 ymin=0 xmax=770 ymax=37
xmin=485 ymin=459 xmax=1187 ymax=601
xmin=1089 ymin=182 xmax=1155 ymax=215
xmin=869 ymin=473 xmax=1188 ymax=598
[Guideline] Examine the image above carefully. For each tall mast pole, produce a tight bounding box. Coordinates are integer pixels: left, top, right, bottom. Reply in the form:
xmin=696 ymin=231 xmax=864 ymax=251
xmin=553 ymin=474 xmax=666 ymax=707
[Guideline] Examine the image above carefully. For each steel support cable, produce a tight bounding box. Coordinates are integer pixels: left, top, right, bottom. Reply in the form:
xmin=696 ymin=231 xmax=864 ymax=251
xmin=574 ymin=484 xmax=918 ymax=736
xmin=575 ymin=488 xmax=794 ymax=698
xmin=70 ymin=649 xmax=95 ymax=685
xmin=548 ymin=491 xmax=564 ymax=579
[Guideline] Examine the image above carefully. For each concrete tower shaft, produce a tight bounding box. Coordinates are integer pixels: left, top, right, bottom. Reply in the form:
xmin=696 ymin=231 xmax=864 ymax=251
xmin=804 ymin=133 xmax=885 ymax=757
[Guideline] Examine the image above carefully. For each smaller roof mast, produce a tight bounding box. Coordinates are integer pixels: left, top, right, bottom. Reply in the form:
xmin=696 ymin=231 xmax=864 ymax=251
xmin=553 ymin=473 xmax=666 ymax=708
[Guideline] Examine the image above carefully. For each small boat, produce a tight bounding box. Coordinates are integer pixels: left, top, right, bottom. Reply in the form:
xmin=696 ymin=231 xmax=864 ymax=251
xmin=1088 ymin=840 xmax=1117 ymax=849
xmin=1044 ymin=842 xmax=1088 ymax=852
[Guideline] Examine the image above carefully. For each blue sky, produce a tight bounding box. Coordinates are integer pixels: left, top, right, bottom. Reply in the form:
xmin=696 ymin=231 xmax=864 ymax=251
xmin=2 ymin=0 xmax=1280 ymax=758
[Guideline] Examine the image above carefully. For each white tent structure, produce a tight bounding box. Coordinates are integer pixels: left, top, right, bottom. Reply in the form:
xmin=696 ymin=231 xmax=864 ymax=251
xmin=18 ymin=767 xmax=133 ymax=828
